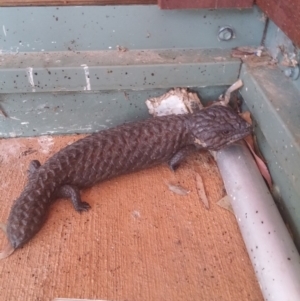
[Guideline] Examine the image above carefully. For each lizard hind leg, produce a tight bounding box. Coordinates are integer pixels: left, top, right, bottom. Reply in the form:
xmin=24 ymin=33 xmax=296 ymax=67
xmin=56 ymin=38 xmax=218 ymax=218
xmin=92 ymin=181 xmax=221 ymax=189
xmin=28 ymin=161 xmax=90 ymax=212
xmin=0 ymin=223 xmax=15 ymax=260
xmin=56 ymin=185 xmax=91 ymax=212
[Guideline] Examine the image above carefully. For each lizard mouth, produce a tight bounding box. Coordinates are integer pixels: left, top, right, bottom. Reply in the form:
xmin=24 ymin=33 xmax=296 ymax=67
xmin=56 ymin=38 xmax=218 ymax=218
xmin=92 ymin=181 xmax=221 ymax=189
xmin=211 ymin=126 xmax=252 ymax=151
xmin=226 ymin=125 xmax=252 ymax=145
xmin=233 ymin=125 xmax=253 ymax=141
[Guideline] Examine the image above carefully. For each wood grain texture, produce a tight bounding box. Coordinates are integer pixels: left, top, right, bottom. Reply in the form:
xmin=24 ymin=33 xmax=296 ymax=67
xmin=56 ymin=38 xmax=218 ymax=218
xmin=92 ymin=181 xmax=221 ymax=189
xmin=158 ymin=0 xmax=254 ymax=9
xmin=257 ymin=0 xmax=300 ymax=47
xmin=0 ymin=0 xmax=156 ymax=7
xmin=0 ymin=135 xmax=264 ymax=301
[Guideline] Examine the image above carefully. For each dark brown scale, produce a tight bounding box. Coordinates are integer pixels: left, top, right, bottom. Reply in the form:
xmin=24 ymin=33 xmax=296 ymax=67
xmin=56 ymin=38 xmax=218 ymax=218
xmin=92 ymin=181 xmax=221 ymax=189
xmin=4 ymin=105 xmax=252 ymax=253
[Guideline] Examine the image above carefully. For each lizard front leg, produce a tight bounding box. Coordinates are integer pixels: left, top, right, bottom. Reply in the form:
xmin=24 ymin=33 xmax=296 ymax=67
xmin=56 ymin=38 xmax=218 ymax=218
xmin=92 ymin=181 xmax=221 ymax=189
xmin=168 ymin=145 xmax=197 ymax=171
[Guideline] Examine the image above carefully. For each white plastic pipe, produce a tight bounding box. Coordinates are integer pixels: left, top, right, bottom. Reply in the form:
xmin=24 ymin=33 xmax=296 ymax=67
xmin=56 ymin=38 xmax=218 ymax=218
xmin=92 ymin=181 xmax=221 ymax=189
xmin=216 ymin=141 xmax=300 ymax=301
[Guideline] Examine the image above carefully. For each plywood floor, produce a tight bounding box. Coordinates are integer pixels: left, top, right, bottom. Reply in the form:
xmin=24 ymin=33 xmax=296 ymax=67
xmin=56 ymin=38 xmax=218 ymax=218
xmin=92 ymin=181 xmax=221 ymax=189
xmin=0 ymin=135 xmax=264 ymax=301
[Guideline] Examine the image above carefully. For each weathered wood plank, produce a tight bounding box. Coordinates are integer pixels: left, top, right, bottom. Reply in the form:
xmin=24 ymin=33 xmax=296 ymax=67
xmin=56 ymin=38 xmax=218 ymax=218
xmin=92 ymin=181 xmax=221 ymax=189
xmin=158 ymin=0 xmax=254 ymax=9
xmin=257 ymin=0 xmax=300 ymax=47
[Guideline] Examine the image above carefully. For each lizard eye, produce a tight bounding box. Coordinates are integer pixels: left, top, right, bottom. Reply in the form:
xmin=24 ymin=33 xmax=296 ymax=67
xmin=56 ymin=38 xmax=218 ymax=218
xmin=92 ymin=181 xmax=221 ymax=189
xmin=221 ymin=130 xmax=230 ymax=135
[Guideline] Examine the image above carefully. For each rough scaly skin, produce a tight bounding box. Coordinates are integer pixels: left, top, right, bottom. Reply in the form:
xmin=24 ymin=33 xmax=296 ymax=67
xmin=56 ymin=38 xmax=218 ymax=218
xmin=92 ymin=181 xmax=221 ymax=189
xmin=5 ymin=105 xmax=252 ymax=252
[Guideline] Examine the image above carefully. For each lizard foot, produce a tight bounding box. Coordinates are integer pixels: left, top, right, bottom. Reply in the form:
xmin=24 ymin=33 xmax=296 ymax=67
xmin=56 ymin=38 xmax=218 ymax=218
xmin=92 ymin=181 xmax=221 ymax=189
xmin=75 ymin=201 xmax=91 ymax=212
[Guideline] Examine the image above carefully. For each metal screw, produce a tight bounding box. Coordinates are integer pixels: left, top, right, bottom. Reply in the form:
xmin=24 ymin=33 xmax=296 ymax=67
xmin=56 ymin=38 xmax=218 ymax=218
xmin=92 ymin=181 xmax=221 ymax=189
xmin=284 ymin=65 xmax=300 ymax=80
xmin=218 ymin=26 xmax=234 ymax=41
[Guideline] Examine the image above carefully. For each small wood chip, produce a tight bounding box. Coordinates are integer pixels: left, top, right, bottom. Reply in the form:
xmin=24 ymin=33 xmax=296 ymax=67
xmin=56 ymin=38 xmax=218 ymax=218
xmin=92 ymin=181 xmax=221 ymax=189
xmin=195 ymin=173 xmax=209 ymax=209
xmin=240 ymin=111 xmax=252 ymax=124
xmin=245 ymin=139 xmax=272 ymax=189
xmin=165 ymin=182 xmax=190 ymax=196
xmin=231 ymin=46 xmax=264 ymax=57
xmin=239 ymin=112 xmax=272 ymax=188
xmin=217 ymin=195 xmax=234 ymax=214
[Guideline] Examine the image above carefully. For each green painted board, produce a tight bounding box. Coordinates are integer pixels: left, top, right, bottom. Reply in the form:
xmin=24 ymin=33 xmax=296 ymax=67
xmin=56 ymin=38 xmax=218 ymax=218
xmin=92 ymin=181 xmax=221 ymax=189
xmin=0 ymin=5 xmax=265 ymax=53
xmin=0 ymin=86 xmax=228 ymax=138
xmin=240 ymin=63 xmax=300 ymax=249
xmin=0 ymin=49 xmax=240 ymax=137
xmin=0 ymin=49 xmax=240 ymax=94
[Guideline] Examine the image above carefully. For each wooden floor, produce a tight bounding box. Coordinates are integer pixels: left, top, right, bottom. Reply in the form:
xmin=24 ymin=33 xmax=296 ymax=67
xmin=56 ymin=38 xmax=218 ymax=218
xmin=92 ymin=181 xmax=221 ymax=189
xmin=0 ymin=135 xmax=264 ymax=301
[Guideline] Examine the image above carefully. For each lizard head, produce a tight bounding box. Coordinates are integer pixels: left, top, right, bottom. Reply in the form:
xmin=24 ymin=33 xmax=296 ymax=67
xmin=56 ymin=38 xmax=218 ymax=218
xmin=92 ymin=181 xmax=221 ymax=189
xmin=188 ymin=105 xmax=252 ymax=151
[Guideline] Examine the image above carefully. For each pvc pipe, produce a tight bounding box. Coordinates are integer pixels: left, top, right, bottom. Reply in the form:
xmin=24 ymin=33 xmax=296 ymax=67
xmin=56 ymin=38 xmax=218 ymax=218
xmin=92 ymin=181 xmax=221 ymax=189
xmin=216 ymin=141 xmax=300 ymax=301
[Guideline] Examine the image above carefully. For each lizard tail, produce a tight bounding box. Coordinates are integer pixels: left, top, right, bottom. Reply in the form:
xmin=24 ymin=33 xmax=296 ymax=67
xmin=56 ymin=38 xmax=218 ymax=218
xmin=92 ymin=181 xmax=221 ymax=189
xmin=0 ymin=243 xmax=15 ymax=259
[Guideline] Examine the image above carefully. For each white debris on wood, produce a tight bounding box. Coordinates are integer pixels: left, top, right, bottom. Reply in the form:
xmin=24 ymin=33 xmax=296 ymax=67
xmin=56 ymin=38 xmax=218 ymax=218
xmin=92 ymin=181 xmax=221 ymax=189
xmin=145 ymin=82 xmax=245 ymax=211
xmin=116 ymin=45 xmax=128 ymax=52
xmin=145 ymin=88 xmax=203 ymax=117
xmin=279 ymin=46 xmax=299 ymax=67
xmin=232 ymin=46 xmax=265 ymax=57
xmin=146 ymin=81 xmax=243 ymax=118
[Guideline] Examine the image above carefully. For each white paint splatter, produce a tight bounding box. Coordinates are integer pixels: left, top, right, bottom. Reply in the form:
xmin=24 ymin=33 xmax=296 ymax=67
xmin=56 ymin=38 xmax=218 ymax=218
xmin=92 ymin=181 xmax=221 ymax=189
xmin=9 ymin=132 xmax=16 ymax=138
xmin=26 ymin=67 xmax=36 ymax=92
xmin=43 ymin=131 xmax=57 ymax=134
xmin=8 ymin=46 xmax=19 ymax=54
xmin=81 ymin=64 xmax=91 ymax=91
xmin=21 ymin=122 xmax=29 ymax=125
xmin=66 ymin=127 xmax=92 ymax=132
xmin=38 ymin=136 xmax=54 ymax=154
xmin=2 ymin=25 xmax=7 ymax=37
xmin=10 ymin=116 xmax=20 ymax=121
